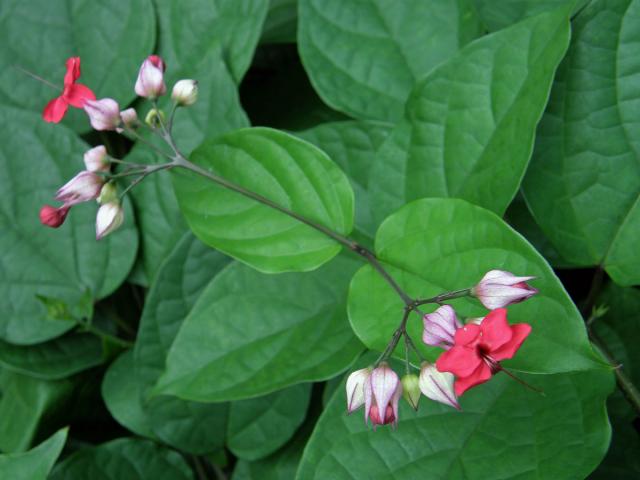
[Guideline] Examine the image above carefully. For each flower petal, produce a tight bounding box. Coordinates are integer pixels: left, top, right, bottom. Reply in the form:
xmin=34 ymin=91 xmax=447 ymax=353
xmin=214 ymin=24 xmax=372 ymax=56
xmin=436 ymin=345 xmax=481 ymax=378
xmin=454 ymin=362 xmax=493 ymax=396
xmin=453 ymin=323 xmax=481 ymax=346
xmin=64 ymin=56 xmax=81 ymax=86
xmin=479 ymin=308 xmax=513 ymax=351
xmin=490 ymin=323 xmax=532 ymax=361
xmin=42 ymin=96 xmax=68 ymax=123
xmin=64 ymin=83 xmax=96 ymax=108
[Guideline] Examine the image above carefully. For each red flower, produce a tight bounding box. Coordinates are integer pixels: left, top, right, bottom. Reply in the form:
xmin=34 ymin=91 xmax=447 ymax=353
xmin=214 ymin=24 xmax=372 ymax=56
xmin=39 ymin=204 xmax=70 ymax=228
xmin=435 ymin=309 xmax=531 ymax=396
xmin=42 ymin=57 xmax=95 ymax=123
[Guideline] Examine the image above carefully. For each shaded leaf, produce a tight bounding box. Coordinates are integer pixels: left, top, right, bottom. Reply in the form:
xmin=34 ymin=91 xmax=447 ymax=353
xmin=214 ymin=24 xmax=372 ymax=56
xmin=0 ymin=427 xmax=67 ymax=480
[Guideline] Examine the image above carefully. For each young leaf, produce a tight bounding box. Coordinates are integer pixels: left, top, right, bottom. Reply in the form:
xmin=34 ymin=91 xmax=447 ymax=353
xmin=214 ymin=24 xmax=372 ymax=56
xmin=522 ymin=0 xmax=640 ymax=286
xmin=173 ymin=128 xmax=355 ymax=273
xmin=349 ymin=198 xmax=605 ymax=374
xmin=0 ymin=427 xmax=67 ymax=480
xmin=155 ymin=254 xmax=363 ymax=401
xmin=298 ymin=0 xmax=483 ymax=121
xmin=368 ymin=6 xmax=572 ymax=226
xmin=0 ymin=106 xmax=138 ymax=344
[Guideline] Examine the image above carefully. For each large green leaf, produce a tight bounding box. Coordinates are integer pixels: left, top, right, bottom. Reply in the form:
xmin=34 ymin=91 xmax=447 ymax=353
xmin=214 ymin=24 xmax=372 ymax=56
xmin=368 ymin=7 xmax=571 ymax=227
xmin=155 ymin=0 xmax=268 ymax=85
xmin=298 ymin=0 xmax=483 ymax=121
xmin=228 ymin=383 xmax=311 ymax=460
xmin=522 ymin=0 xmax=640 ymax=286
xmin=261 ymin=0 xmax=298 ymax=44
xmin=0 ymin=333 xmax=103 ymax=380
xmin=0 ymin=106 xmax=138 ymax=344
xmin=473 ymin=0 xmax=587 ymax=31
xmin=296 ymin=362 xmax=613 ymax=480
xmin=0 ymin=428 xmax=67 ymax=480
xmin=296 ymin=121 xmax=392 ymax=238
xmin=0 ymin=373 xmax=73 ymax=452
xmin=0 ymin=0 xmax=155 ymax=132
xmin=49 ymin=438 xmax=194 ymax=480
xmin=155 ymin=254 xmax=364 ymax=401
xmin=349 ymin=198 xmax=604 ymax=374
xmin=173 ymin=128 xmax=355 ymax=273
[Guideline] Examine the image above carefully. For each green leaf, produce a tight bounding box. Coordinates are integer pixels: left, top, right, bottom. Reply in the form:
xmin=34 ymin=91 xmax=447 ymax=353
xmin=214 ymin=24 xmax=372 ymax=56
xmin=368 ymin=8 xmax=572 ymax=227
xmin=228 ymin=383 xmax=311 ymax=460
xmin=349 ymin=198 xmax=604 ymax=374
xmin=296 ymin=363 xmax=613 ymax=480
xmin=522 ymin=0 xmax=640 ymax=286
xmin=128 ymin=234 xmax=231 ymax=453
xmin=0 ymin=373 xmax=73 ymax=452
xmin=155 ymin=254 xmax=364 ymax=401
xmin=298 ymin=0 xmax=483 ymax=121
xmin=0 ymin=0 xmax=155 ymax=132
xmin=101 ymin=351 xmax=157 ymax=439
xmin=0 ymin=427 xmax=67 ymax=480
xmin=0 ymin=333 xmax=103 ymax=380
xmin=261 ymin=0 xmax=298 ymax=44
xmin=474 ymin=0 xmax=588 ymax=31
xmin=296 ymin=121 xmax=392 ymax=238
xmin=155 ymin=0 xmax=268 ymax=85
xmin=49 ymin=438 xmax=194 ymax=480
xmin=0 ymin=106 xmax=138 ymax=344
xmin=173 ymin=128 xmax=355 ymax=273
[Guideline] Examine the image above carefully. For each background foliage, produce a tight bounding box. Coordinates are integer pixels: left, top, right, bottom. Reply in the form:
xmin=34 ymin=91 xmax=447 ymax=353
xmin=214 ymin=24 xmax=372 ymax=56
xmin=0 ymin=0 xmax=638 ymax=478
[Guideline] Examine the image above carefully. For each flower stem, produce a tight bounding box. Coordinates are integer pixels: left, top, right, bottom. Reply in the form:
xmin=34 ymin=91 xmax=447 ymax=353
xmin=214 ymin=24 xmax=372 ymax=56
xmin=413 ymin=288 xmax=472 ymax=306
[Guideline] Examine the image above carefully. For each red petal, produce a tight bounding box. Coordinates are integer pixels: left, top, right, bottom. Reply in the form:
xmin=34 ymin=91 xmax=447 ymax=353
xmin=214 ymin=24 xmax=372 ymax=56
xmin=436 ymin=345 xmax=482 ymax=378
xmin=453 ymin=323 xmax=481 ymax=346
xmin=454 ymin=362 xmax=493 ymax=396
xmin=480 ymin=309 xmax=513 ymax=352
xmin=42 ymin=96 xmax=68 ymax=123
xmin=64 ymin=57 xmax=81 ymax=85
xmin=490 ymin=323 xmax=532 ymax=361
xmin=64 ymin=83 xmax=96 ymax=108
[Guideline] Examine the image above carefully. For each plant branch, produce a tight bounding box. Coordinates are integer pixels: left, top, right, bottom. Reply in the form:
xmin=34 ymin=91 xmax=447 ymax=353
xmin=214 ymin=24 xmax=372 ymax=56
xmin=413 ymin=288 xmax=472 ymax=306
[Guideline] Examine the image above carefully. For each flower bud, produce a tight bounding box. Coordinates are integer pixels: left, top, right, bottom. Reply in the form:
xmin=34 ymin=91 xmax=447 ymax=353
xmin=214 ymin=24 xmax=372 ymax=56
xmin=419 ymin=363 xmax=460 ymax=410
xmin=120 ymin=108 xmax=139 ymax=129
xmin=83 ymin=145 xmax=109 ymax=172
xmin=145 ymin=108 xmax=166 ymax=129
xmin=365 ymin=362 xmax=402 ymax=428
xmin=39 ymin=204 xmax=70 ymax=228
xmin=135 ymin=55 xmax=166 ymax=99
xmin=472 ymin=270 xmax=538 ymax=309
xmin=172 ymin=79 xmax=198 ymax=106
xmin=422 ymin=305 xmax=462 ymax=350
xmin=84 ymin=98 xmax=121 ymax=131
xmin=345 ymin=367 xmax=371 ymax=413
xmin=96 ymin=201 xmax=124 ymax=240
xmin=401 ymin=373 xmax=421 ymax=411
xmin=55 ymin=171 xmax=103 ymax=206
xmin=97 ymin=182 xmax=118 ymax=205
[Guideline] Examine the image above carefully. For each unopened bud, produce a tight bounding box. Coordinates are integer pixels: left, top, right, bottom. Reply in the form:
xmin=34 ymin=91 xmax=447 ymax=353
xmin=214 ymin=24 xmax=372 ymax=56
xmin=120 ymin=108 xmax=139 ymax=129
xmin=39 ymin=205 xmax=70 ymax=228
xmin=419 ymin=362 xmax=460 ymax=410
xmin=401 ymin=373 xmax=421 ymax=411
xmin=83 ymin=145 xmax=109 ymax=172
xmin=96 ymin=201 xmax=124 ymax=240
xmin=135 ymin=55 xmax=166 ymax=99
xmin=346 ymin=367 xmax=371 ymax=413
xmin=172 ymin=79 xmax=198 ymax=106
xmin=145 ymin=108 xmax=165 ymax=129
xmin=97 ymin=182 xmax=118 ymax=205
xmin=55 ymin=171 xmax=103 ymax=206
xmin=84 ymin=98 xmax=121 ymax=131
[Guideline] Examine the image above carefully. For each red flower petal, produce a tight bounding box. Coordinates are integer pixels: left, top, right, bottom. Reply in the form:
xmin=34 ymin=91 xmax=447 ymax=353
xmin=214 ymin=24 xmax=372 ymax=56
xmin=490 ymin=323 xmax=532 ymax=361
xmin=480 ymin=308 xmax=513 ymax=352
xmin=64 ymin=83 xmax=96 ymax=108
xmin=453 ymin=323 xmax=481 ymax=346
xmin=454 ymin=362 xmax=493 ymax=396
xmin=436 ymin=345 xmax=482 ymax=378
xmin=42 ymin=96 xmax=68 ymax=123
xmin=64 ymin=56 xmax=81 ymax=86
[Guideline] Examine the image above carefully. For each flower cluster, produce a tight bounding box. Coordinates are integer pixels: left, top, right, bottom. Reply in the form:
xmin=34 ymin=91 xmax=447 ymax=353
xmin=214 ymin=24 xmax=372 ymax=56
xmin=39 ymin=55 xmax=199 ymax=238
xmin=345 ymin=270 xmax=537 ymax=429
